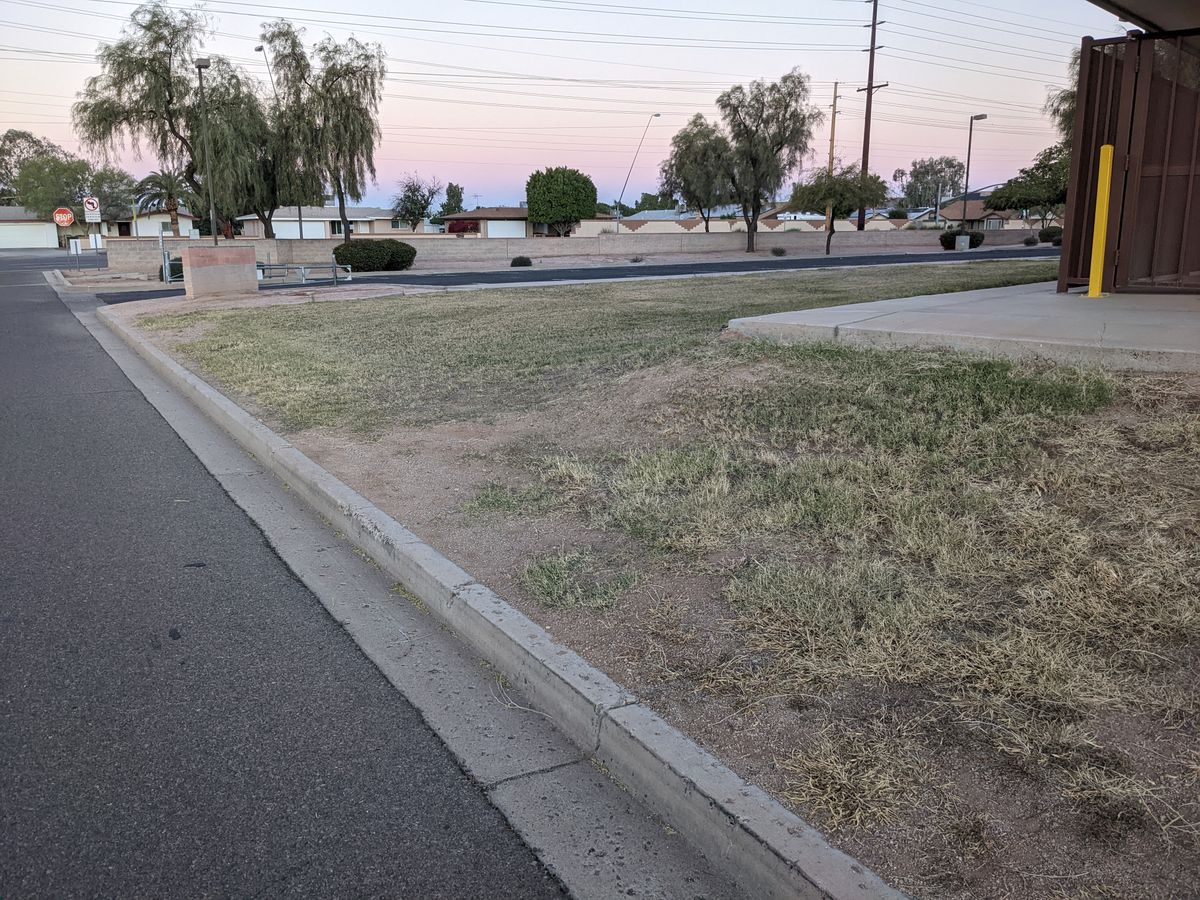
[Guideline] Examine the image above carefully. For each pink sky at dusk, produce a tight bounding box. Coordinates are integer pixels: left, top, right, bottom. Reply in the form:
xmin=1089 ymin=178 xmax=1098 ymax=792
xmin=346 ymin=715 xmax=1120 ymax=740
xmin=1 ymin=0 xmax=1129 ymax=208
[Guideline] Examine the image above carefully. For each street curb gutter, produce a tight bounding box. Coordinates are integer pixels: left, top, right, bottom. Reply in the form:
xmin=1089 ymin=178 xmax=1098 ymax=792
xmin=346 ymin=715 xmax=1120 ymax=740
xmin=98 ymin=305 xmax=903 ymax=900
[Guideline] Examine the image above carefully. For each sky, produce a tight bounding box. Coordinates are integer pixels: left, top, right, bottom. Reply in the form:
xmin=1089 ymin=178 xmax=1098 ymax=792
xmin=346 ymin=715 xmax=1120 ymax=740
xmin=0 ymin=0 xmax=1130 ymax=208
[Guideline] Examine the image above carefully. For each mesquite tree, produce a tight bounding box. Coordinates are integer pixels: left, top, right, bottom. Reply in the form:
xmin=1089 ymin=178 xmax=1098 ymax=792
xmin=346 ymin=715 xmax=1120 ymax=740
xmin=716 ymin=68 xmax=821 ymax=252
xmin=659 ymin=114 xmax=730 ymax=232
xmin=392 ymin=173 xmax=443 ymax=230
xmin=790 ymin=163 xmax=888 ymax=255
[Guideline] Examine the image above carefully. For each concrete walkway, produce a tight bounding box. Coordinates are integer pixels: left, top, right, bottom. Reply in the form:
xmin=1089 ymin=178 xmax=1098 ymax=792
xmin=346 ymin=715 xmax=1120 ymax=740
xmin=728 ymin=282 xmax=1200 ymax=372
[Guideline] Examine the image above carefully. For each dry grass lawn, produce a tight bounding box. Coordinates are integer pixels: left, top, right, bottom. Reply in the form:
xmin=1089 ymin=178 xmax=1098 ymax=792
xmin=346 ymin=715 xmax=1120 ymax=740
xmin=138 ymin=260 xmax=1200 ymax=898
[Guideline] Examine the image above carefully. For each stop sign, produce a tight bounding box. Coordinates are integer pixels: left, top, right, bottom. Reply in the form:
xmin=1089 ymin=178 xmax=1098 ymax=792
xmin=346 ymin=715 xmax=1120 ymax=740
xmin=53 ymin=207 xmax=75 ymax=227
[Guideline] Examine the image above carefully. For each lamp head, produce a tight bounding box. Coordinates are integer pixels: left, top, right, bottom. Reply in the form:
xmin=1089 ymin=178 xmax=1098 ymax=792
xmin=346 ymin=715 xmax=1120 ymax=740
xmin=254 ymin=44 xmax=264 ymax=52
xmin=972 ymin=113 xmax=988 ymax=121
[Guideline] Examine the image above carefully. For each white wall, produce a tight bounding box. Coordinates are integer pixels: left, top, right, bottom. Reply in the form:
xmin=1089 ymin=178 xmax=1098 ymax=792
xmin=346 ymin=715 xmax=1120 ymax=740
xmin=271 ymin=220 xmax=329 ymax=240
xmin=0 ymin=222 xmax=59 ymax=249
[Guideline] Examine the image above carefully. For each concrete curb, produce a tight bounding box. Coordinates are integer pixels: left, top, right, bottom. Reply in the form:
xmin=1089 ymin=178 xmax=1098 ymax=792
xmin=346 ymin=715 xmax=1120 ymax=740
xmin=97 ymin=304 xmax=903 ymax=900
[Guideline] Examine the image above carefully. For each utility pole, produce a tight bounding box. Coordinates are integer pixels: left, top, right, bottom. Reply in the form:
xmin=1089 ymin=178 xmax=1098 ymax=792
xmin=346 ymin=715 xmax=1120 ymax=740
xmin=825 ymin=81 xmax=839 ymax=235
xmin=856 ymin=0 xmax=887 ymax=231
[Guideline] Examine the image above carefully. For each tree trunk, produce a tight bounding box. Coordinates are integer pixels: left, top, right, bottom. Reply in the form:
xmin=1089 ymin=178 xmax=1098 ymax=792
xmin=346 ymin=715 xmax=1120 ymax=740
xmin=336 ymin=180 xmax=351 ymax=244
xmin=744 ymin=212 xmax=758 ymax=252
xmin=259 ymin=209 xmax=276 ymax=240
xmin=167 ymin=200 xmax=180 ymax=237
xmin=825 ymin=220 xmax=835 ymax=256
xmin=702 ymin=212 xmax=710 ymax=233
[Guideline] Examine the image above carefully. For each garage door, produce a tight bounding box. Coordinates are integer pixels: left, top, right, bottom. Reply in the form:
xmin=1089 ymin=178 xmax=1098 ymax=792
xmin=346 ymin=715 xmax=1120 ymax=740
xmin=0 ymin=222 xmax=58 ymax=249
xmin=486 ymin=219 xmax=526 ymax=239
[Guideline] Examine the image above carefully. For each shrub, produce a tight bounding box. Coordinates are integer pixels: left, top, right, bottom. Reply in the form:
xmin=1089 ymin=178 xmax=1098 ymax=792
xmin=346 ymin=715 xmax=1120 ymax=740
xmin=159 ymin=256 xmax=182 ymax=282
xmin=938 ymin=229 xmax=985 ymax=250
xmin=511 ymin=255 xmax=532 ymax=267
xmin=1038 ymin=225 xmax=1063 ymax=244
xmin=887 ymin=208 xmax=909 ymax=220
xmin=332 ymin=239 xmax=389 ymax=272
xmin=382 ymin=239 xmax=416 ymax=271
xmin=1023 ymin=235 xmax=1039 ymax=246
xmin=331 ymin=239 xmax=416 ymax=272
xmin=770 ymin=246 xmax=788 ymax=257
xmin=1052 ymin=235 xmax=1063 ymax=247
xmin=629 ymin=256 xmax=645 ymax=263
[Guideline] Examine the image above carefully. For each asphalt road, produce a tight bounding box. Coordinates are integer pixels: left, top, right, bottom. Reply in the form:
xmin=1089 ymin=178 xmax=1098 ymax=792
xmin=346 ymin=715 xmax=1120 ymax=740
xmin=0 ymin=248 xmax=107 ymax=272
xmin=0 ymin=267 xmax=563 ymax=895
xmin=99 ymin=244 xmax=1060 ymax=302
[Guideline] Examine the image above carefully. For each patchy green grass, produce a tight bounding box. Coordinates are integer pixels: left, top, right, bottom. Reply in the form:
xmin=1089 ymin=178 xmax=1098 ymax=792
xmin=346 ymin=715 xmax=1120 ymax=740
xmin=522 ymin=550 xmax=635 ymax=611
xmin=138 ymin=259 xmax=1057 ymax=434
xmin=465 ymin=481 xmax=551 ymax=515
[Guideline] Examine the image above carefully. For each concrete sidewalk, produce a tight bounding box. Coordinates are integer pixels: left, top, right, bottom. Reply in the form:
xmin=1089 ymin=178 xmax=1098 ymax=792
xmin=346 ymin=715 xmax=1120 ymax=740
xmin=728 ymin=282 xmax=1200 ymax=372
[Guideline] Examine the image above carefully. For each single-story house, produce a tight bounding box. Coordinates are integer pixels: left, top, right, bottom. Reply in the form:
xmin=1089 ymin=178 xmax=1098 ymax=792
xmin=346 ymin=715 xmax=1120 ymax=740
xmin=0 ymin=206 xmax=59 ymax=249
xmin=440 ymin=206 xmax=533 ymax=239
xmin=236 ymin=206 xmax=440 ymax=240
xmin=929 ymin=186 xmax=1059 ymax=232
xmin=105 ymin=209 xmax=199 ymax=238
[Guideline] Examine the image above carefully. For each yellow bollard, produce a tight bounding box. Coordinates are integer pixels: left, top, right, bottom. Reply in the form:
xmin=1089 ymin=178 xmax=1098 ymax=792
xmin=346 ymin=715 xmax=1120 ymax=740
xmin=1088 ymin=144 xmax=1115 ymax=298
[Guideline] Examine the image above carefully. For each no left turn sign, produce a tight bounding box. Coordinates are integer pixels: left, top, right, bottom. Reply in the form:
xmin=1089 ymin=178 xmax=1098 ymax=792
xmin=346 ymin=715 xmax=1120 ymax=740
xmin=83 ymin=196 xmax=101 ymax=223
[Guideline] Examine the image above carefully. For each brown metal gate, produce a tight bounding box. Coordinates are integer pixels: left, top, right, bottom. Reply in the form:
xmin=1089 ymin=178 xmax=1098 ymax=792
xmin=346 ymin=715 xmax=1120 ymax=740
xmin=1059 ymin=29 xmax=1200 ymax=293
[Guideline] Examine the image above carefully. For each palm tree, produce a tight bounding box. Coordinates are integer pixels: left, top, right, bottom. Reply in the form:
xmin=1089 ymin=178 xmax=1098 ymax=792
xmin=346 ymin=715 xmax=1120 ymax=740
xmin=135 ymin=169 xmax=191 ymax=236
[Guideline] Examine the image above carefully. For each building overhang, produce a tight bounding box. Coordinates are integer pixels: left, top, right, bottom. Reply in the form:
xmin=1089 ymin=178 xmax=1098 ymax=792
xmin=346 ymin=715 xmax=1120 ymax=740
xmin=1087 ymin=1 xmax=1199 ymax=33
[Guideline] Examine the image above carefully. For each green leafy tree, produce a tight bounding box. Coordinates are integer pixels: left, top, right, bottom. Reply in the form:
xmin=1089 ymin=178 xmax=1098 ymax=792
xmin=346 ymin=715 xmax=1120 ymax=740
xmin=790 ymin=162 xmax=889 ymax=255
xmin=72 ymin=3 xmax=264 ymax=237
xmin=135 ymin=169 xmax=194 ymax=235
xmin=1 ymin=130 xmax=69 ymax=203
xmin=892 ymin=156 xmax=964 ymax=209
xmin=660 ymin=113 xmax=731 ymax=232
xmin=526 ymin=166 xmax=597 ymax=236
xmin=633 ymin=191 xmax=674 ymax=212
xmin=392 ymin=173 xmax=443 ymax=230
xmin=985 ymin=142 xmax=1069 ymax=228
xmin=432 ymin=182 xmax=464 ymax=224
xmin=12 ymin=155 xmax=92 ymax=218
xmin=89 ymin=165 xmax=138 ymax=223
xmin=715 ymin=68 xmax=822 ymax=251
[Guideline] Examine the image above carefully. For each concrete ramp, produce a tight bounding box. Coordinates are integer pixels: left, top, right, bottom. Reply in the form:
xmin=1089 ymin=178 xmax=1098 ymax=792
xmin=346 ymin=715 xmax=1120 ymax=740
xmin=727 ymin=282 xmax=1200 ymax=373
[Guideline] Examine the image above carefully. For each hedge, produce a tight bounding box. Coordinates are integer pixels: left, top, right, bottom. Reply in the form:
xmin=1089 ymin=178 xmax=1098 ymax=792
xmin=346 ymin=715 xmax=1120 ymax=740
xmin=1038 ymin=225 xmax=1063 ymax=244
xmin=332 ymin=238 xmax=417 ymax=272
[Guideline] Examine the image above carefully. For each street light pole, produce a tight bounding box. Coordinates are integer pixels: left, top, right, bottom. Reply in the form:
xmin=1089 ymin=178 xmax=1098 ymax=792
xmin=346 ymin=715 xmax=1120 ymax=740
xmin=255 ymin=43 xmax=304 ymax=240
xmin=616 ymin=112 xmax=661 ymax=233
xmin=961 ymin=113 xmax=988 ymax=231
xmin=195 ymin=57 xmax=218 ymax=247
